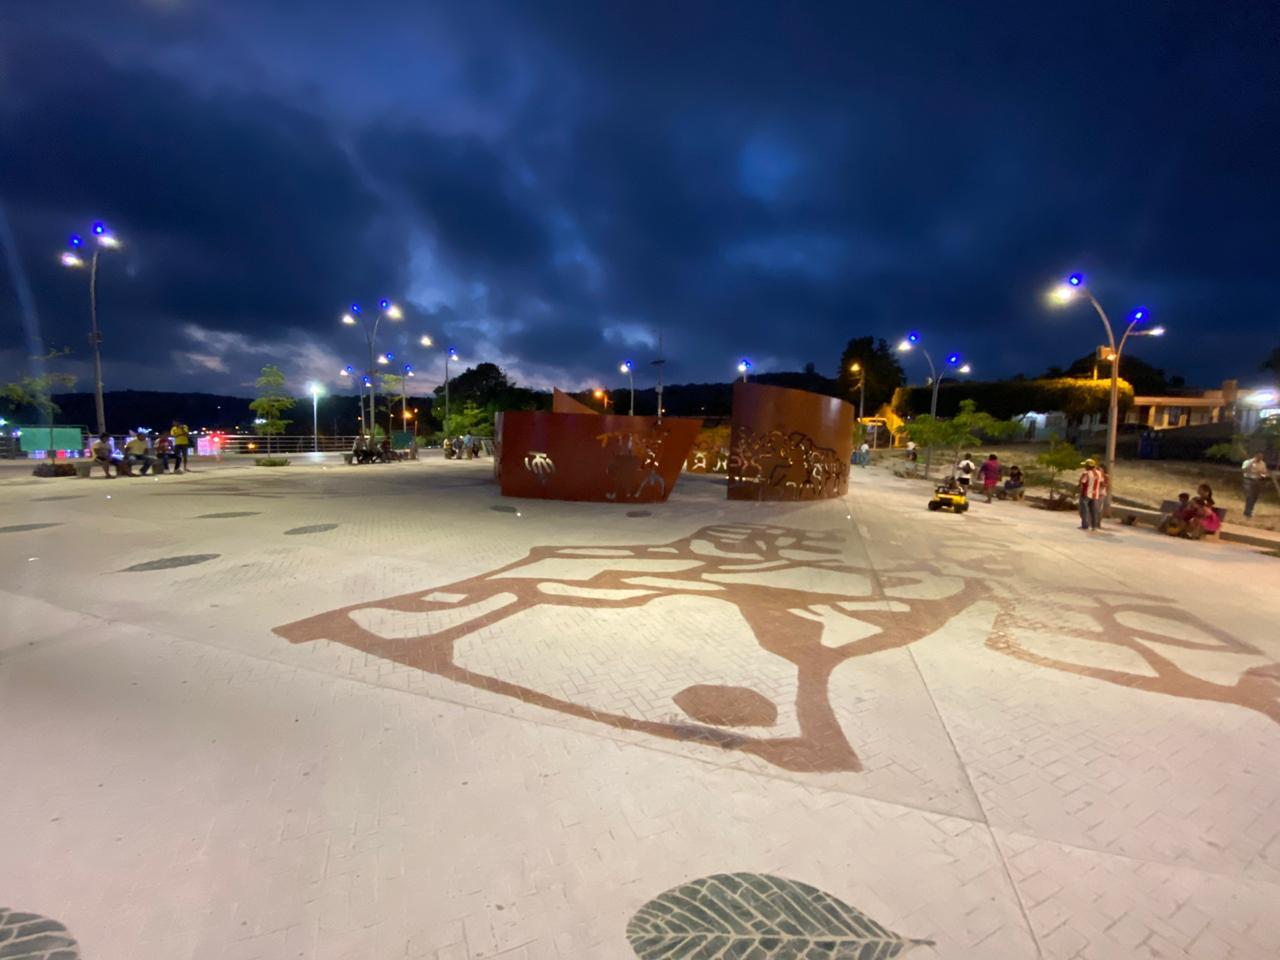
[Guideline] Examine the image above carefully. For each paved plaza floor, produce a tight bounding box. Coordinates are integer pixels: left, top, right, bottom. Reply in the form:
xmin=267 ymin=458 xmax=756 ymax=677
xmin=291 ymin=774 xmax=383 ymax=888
xmin=2 ymin=455 xmax=1278 ymax=959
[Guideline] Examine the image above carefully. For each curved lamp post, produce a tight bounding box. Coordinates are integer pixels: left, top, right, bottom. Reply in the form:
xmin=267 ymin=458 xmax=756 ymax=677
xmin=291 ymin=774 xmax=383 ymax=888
xmin=444 ymin=347 xmax=459 ymax=432
xmin=619 ymin=360 xmax=635 ymax=415
xmin=1049 ymin=274 xmax=1164 ymax=508
xmin=60 ymin=222 xmax=121 ymax=434
xmin=897 ymin=333 xmax=971 ymax=478
xmin=737 ymin=359 xmax=752 ymax=383
xmin=341 ymin=299 xmax=402 ymax=441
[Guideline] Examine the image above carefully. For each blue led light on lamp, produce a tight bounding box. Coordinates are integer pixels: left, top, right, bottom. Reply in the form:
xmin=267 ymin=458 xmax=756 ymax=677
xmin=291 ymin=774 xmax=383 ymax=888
xmin=70 ymin=234 xmax=83 ymax=248
xmin=947 ymin=353 xmax=960 ymax=365
xmin=1131 ymin=308 xmax=1146 ymax=321
xmin=350 ymin=303 xmax=361 ymax=314
xmin=379 ymin=299 xmax=389 ymax=309
xmin=92 ymin=222 xmax=105 ymax=235
xmin=1067 ymin=273 xmax=1083 ymax=287
xmin=907 ymin=332 xmax=920 ymax=343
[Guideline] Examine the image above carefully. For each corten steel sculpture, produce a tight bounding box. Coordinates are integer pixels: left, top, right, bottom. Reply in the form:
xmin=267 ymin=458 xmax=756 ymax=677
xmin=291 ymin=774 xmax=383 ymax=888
xmin=551 ymin=387 xmax=598 ymax=415
xmin=495 ymin=409 xmax=701 ymax=503
xmin=684 ymin=425 xmax=731 ymax=474
xmin=727 ymin=382 xmax=854 ymax=500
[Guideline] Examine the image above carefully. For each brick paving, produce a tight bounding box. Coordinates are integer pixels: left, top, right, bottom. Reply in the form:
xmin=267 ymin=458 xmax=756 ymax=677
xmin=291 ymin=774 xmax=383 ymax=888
xmin=1 ymin=454 xmax=1278 ymax=958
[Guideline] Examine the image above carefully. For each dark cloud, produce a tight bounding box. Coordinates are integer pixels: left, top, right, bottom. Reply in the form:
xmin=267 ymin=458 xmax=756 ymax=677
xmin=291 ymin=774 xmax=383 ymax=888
xmin=1 ymin=1 xmax=1277 ymax=401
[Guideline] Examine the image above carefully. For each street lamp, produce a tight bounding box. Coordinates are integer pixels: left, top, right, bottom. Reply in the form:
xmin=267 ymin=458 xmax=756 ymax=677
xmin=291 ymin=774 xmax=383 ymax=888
xmin=898 ymin=334 xmax=970 ymax=477
xmin=1048 ymin=274 xmax=1163 ymax=507
xmin=398 ymin=363 xmax=415 ymax=437
xmin=340 ymin=299 xmax=403 ymax=441
xmin=59 ymin=223 xmax=121 ymax=433
xmin=737 ymin=359 xmax=752 ymax=382
xmin=619 ymin=360 xmax=635 ymax=415
xmin=593 ymin=387 xmax=611 ymax=412
xmin=849 ymin=361 xmax=865 ymax=421
xmin=444 ymin=347 xmax=459 ymax=431
xmin=307 ymin=382 xmax=323 ymax=452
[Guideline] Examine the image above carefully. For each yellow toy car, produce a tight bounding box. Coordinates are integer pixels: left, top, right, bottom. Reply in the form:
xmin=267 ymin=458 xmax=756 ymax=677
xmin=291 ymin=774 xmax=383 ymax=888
xmin=928 ymin=482 xmax=969 ymax=513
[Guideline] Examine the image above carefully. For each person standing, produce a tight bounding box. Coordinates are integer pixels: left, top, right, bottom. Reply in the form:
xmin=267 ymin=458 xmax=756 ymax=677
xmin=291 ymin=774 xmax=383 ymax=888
xmin=905 ymin=440 xmax=918 ymax=464
xmin=977 ymin=453 xmax=1001 ymax=503
xmin=956 ymin=453 xmax=976 ymax=494
xmin=170 ymin=420 xmax=191 ymax=471
xmin=1078 ymin=458 xmax=1106 ymax=531
xmin=858 ymin=440 xmax=870 ymax=467
xmin=1242 ymin=453 xmax=1269 ymax=519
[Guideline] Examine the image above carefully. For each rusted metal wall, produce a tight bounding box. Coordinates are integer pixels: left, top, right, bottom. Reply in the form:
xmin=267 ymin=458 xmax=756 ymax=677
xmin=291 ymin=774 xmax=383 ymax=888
xmin=684 ymin=425 xmax=731 ymax=473
xmin=727 ymin=382 xmax=854 ymax=500
xmin=497 ymin=411 xmax=701 ymax=503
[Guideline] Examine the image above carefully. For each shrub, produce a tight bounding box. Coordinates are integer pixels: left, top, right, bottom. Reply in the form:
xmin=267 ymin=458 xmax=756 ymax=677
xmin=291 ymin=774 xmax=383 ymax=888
xmin=31 ymin=462 xmax=77 ymax=477
xmin=255 ymin=457 xmax=291 ymax=467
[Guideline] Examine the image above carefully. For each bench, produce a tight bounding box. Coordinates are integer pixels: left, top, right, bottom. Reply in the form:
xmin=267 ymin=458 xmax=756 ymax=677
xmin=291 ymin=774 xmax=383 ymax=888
xmin=74 ymin=459 xmax=140 ymax=478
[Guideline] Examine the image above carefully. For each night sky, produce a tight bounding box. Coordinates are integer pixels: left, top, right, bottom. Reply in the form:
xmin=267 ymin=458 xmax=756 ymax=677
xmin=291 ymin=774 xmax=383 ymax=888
xmin=2 ymin=1 xmax=1277 ymax=399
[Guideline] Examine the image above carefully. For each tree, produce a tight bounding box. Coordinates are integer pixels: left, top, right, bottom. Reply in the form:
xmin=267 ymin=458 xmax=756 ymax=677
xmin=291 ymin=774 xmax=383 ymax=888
xmin=0 ymin=351 xmax=77 ymax=423
xmin=432 ymin=362 xmax=515 ymax=407
xmin=835 ymin=337 xmax=904 ymax=415
xmin=1263 ymin=346 xmax=1280 ymax=378
xmin=248 ymin=365 xmax=295 ymax=455
xmin=1037 ymin=439 xmax=1083 ymax=501
xmin=899 ymin=399 xmax=1019 ymax=478
xmin=1059 ymin=352 xmax=1178 ymax=396
xmin=443 ymin=401 xmax=492 ymax=439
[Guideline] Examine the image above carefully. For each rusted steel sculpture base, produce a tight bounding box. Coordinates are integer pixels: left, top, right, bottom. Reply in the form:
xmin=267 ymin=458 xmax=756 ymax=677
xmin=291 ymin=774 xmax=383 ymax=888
xmin=496 ymin=411 xmax=701 ymax=503
xmin=727 ymin=382 xmax=854 ymax=500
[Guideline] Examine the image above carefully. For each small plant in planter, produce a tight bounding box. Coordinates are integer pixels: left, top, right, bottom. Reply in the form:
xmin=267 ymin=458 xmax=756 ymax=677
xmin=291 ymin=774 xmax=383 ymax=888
xmin=1036 ymin=439 xmax=1083 ymax=509
xmin=249 ymin=364 xmax=295 ymax=463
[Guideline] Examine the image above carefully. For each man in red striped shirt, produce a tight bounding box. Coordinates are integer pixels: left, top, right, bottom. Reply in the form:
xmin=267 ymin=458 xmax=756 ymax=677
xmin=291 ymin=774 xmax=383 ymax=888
xmin=1078 ymin=458 xmax=1106 ymax=531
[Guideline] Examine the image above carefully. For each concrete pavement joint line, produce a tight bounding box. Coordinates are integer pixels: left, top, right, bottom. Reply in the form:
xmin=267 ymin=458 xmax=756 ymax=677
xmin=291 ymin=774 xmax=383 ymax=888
xmin=0 ymin=585 xmax=990 ymax=823
xmin=843 ymin=488 xmax=1047 ymax=959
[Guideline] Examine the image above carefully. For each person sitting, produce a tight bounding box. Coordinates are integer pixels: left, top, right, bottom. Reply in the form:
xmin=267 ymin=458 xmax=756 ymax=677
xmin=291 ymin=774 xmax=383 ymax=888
xmin=1003 ymin=465 xmax=1025 ymax=500
xmin=154 ymin=434 xmax=179 ymax=473
xmin=350 ymin=435 xmax=370 ymax=464
xmin=1195 ymin=482 xmax=1215 ymax=507
xmin=1185 ymin=497 xmax=1222 ymax=540
xmin=122 ymin=433 xmax=157 ymax=475
xmin=379 ymin=437 xmax=394 ymax=462
xmin=90 ymin=433 xmax=117 ymax=478
xmin=1158 ymin=492 xmax=1194 ymax=535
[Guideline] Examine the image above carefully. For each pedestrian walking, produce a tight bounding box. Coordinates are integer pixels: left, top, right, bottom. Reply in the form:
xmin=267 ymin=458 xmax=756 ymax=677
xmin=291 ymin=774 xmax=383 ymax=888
xmin=977 ymin=453 xmax=1001 ymax=503
xmin=1078 ymin=458 xmax=1106 ymax=531
xmin=956 ymin=453 xmax=976 ymax=494
xmin=905 ymin=440 xmax=918 ymax=463
xmin=1242 ymin=453 xmax=1269 ymax=519
xmin=170 ymin=420 xmax=191 ymax=471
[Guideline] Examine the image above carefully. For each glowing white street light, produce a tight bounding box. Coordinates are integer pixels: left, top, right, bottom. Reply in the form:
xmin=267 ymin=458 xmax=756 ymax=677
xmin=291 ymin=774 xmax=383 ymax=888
xmin=444 ymin=347 xmax=460 ymax=431
xmin=419 ymin=335 xmax=433 ymax=347
xmin=340 ymin=298 xmax=404 ymax=440
xmin=307 ymin=382 xmax=324 ymax=452
xmin=1047 ymin=273 xmax=1163 ymax=507
xmin=897 ymin=333 xmax=970 ymax=478
xmin=619 ymin=360 xmax=635 ymax=415
xmin=737 ymin=359 xmax=752 ymax=382
xmin=59 ymin=224 xmax=121 ymax=433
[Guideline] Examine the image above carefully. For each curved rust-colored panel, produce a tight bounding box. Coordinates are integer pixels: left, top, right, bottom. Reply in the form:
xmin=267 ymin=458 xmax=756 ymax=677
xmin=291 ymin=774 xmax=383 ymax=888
xmin=498 ymin=411 xmax=701 ymax=503
xmin=727 ymin=382 xmax=854 ymax=500
xmin=552 ymin=388 xmax=598 ymax=415
xmin=685 ymin=425 xmax=731 ymax=473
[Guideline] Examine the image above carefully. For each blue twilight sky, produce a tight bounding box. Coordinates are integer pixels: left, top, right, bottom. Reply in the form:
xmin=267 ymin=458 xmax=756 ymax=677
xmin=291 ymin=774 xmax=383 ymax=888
xmin=1 ymin=0 xmax=1277 ymax=398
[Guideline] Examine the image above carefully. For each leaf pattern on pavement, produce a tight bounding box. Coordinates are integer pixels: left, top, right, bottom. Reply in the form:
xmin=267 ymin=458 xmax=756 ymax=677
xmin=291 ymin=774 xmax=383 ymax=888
xmin=627 ymin=873 xmax=933 ymax=958
xmin=0 ymin=908 xmax=80 ymax=959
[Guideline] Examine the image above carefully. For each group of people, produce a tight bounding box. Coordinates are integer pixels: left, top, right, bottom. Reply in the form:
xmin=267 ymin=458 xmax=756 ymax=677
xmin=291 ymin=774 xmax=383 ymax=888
xmin=89 ymin=421 xmax=192 ymax=478
xmin=1157 ymin=483 xmax=1223 ymax=539
xmin=953 ymin=453 xmax=1025 ymax=504
xmin=349 ymin=435 xmax=401 ymax=463
xmin=445 ymin=433 xmax=483 ymax=460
